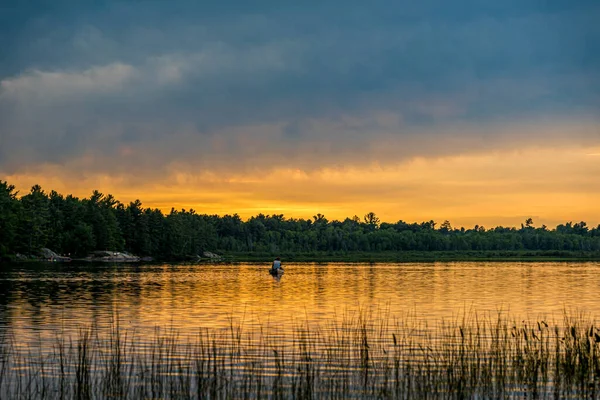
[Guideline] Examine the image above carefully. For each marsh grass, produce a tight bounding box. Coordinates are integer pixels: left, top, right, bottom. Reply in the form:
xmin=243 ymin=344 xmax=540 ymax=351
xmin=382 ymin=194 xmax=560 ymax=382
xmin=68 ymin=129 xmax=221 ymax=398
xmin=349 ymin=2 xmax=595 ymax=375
xmin=1 ymin=311 xmax=600 ymax=399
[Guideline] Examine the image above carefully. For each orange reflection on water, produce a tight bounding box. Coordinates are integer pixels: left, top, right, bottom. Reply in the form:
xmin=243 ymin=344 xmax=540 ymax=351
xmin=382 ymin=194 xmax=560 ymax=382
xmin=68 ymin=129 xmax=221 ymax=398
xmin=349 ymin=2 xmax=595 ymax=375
xmin=2 ymin=262 xmax=600 ymax=345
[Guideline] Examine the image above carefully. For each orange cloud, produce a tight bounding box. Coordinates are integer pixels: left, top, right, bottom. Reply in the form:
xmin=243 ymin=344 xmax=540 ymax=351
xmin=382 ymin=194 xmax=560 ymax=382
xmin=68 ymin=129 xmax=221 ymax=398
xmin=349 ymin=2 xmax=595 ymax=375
xmin=5 ymin=142 xmax=600 ymax=228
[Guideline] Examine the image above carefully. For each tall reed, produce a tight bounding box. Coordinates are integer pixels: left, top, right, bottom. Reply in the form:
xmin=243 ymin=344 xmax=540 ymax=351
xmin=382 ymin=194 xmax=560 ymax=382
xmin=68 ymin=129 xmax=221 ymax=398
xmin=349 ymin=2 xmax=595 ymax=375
xmin=1 ymin=311 xmax=599 ymax=399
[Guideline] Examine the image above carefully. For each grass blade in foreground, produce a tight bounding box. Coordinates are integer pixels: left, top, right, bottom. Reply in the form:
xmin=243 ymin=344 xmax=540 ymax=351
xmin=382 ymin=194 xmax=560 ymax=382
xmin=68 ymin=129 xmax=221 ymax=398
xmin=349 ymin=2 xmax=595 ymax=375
xmin=1 ymin=311 xmax=599 ymax=398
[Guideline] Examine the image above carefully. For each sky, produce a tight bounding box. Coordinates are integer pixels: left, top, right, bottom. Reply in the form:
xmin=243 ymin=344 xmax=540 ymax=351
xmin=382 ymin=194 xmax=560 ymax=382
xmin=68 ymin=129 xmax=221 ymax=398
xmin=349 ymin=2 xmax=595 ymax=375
xmin=0 ymin=0 xmax=599 ymax=228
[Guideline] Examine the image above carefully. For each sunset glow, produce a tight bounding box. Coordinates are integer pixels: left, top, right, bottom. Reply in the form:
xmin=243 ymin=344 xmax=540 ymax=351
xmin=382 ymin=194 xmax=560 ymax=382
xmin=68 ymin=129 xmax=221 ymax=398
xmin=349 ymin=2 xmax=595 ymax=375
xmin=1 ymin=1 xmax=599 ymax=228
xmin=6 ymin=133 xmax=600 ymax=228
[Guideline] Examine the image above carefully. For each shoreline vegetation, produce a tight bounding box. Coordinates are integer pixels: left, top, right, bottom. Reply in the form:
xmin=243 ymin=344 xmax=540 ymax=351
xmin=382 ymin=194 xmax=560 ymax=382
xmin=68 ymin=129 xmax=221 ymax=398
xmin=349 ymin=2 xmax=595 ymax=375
xmin=7 ymin=250 xmax=600 ymax=264
xmin=2 ymin=180 xmax=600 ymax=264
xmin=1 ymin=311 xmax=599 ymax=399
xmin=224 ymin=250 xmax=600 ymax=263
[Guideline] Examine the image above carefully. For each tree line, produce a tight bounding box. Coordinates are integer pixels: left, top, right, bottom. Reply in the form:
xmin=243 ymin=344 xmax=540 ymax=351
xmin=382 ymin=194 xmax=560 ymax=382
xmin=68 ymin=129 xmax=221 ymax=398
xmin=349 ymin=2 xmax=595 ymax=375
xmin=1 ymin=180 xmax=600 ymax=261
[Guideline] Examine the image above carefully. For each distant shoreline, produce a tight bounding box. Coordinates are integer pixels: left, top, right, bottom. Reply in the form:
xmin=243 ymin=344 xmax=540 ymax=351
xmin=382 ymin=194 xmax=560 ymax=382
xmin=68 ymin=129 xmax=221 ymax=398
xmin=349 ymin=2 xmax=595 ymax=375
xmin=4 ymin=250 xmax=600 ymax=264
xmin=225 ymin=250 xmax=600 ymax=263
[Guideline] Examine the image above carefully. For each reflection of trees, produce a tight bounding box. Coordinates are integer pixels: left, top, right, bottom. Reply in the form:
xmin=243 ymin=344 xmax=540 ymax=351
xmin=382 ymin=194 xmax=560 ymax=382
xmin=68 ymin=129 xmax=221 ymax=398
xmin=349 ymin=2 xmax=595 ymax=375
xmin=368 ymin=263 xmax=376 ymax=301
xmin=0 ymin=264 xmax=257 ymax=342
xmin=0 ymin=274 xmax=13 ymax=327
xmin=0 ymin=263 xmax=148 ymax=330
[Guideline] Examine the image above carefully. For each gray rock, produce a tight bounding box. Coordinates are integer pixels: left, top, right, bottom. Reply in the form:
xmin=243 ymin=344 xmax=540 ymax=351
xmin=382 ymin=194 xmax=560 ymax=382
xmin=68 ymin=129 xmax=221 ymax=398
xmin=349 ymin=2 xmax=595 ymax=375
xmin=39 ymin=248 xmax=71 ymax=262
xmin=202 ymin=251 xmax=222 ymax=259
xmin=86 ymin=251 xmax=141 ymax=262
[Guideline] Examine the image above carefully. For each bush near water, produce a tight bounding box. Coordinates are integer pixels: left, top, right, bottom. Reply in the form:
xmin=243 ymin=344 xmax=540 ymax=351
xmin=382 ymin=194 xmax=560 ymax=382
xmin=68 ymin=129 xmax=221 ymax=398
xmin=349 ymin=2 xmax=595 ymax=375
xmin=1 ymin=180 xmax=600 ymax=262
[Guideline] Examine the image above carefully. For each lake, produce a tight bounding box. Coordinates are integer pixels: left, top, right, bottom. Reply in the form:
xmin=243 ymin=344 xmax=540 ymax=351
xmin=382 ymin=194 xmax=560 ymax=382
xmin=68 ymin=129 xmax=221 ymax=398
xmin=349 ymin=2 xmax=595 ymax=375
xmin=1 ymin=261 xmax=599 ymax=398
xmin=2 ymin=261 xmax=598 ymax=337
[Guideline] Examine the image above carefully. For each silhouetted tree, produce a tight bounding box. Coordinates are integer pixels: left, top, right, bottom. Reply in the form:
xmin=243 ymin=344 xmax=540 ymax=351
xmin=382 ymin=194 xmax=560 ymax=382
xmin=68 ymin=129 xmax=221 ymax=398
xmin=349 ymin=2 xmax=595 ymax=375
xmin=1 ymin=179 xmax=600 ymax=260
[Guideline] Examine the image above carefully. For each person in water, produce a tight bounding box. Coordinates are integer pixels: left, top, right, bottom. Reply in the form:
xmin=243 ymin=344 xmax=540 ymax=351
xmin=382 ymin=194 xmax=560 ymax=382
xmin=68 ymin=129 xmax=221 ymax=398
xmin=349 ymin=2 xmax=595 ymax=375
xmin=271 ymin=257 xmax=282 ymax=272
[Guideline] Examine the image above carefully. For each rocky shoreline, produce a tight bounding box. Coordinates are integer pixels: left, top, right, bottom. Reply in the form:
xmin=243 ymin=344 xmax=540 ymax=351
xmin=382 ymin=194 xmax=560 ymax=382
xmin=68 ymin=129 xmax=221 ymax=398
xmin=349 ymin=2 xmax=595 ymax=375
xmin=80 ymin=251 xmax=143 ymax=263
xmin=5 ymin=248 xmax=224 ymax=263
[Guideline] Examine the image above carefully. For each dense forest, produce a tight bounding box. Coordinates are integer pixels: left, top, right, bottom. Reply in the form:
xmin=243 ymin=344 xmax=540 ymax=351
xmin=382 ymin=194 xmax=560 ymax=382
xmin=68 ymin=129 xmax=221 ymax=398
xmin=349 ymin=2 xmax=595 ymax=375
xmin=1 ymin=180 xmax=600 ymax=261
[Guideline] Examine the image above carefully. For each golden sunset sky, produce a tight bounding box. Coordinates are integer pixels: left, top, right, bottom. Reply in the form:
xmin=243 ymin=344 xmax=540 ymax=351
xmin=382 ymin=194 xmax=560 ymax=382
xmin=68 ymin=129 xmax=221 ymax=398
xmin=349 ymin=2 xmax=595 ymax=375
xmin=1 ymin=1 xmax=599 ymax=228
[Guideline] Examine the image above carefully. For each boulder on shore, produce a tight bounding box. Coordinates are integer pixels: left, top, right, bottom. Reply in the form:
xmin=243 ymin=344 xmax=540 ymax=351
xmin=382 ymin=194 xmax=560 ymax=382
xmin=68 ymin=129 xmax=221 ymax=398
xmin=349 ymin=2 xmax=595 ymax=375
xmin=203 ymin=251 xmax=222 ymax=259
xmin=84 ymin=251 xmax=140 ymax=263
xmin=15 ymin=253 xmax=30 ymax=261
xmin=40 ymin=248 xmax=72 ymax=262
xmin=195 ymin=251 xmax=224 ymax=262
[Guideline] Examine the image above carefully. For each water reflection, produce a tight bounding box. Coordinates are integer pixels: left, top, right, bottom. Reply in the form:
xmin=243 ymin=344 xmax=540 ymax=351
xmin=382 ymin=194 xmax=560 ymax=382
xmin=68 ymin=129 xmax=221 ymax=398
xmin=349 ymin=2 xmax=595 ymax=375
xmin=0 ymin=261 xmax=599 ymax=342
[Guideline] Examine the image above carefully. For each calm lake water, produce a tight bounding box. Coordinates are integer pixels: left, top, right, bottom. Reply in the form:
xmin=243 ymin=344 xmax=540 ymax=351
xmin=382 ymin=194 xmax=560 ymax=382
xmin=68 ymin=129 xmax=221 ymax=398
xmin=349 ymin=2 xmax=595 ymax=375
xmin=2 ymin=261 xmax=600 ymax=398
xmin=1 ymin=261 xmax=598 ymax=341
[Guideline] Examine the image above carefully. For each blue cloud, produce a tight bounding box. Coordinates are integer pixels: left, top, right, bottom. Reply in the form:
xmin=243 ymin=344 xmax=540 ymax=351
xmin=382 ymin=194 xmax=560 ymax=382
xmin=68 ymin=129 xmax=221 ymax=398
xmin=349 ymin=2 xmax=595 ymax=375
xmin=0 ymin=0 xmax=598 ymax=173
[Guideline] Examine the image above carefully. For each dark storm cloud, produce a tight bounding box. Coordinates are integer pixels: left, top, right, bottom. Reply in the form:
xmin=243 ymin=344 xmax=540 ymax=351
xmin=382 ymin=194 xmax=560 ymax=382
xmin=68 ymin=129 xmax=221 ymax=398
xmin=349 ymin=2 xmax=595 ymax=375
xmin=0 ymin=0 xmax=599 ymax=175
